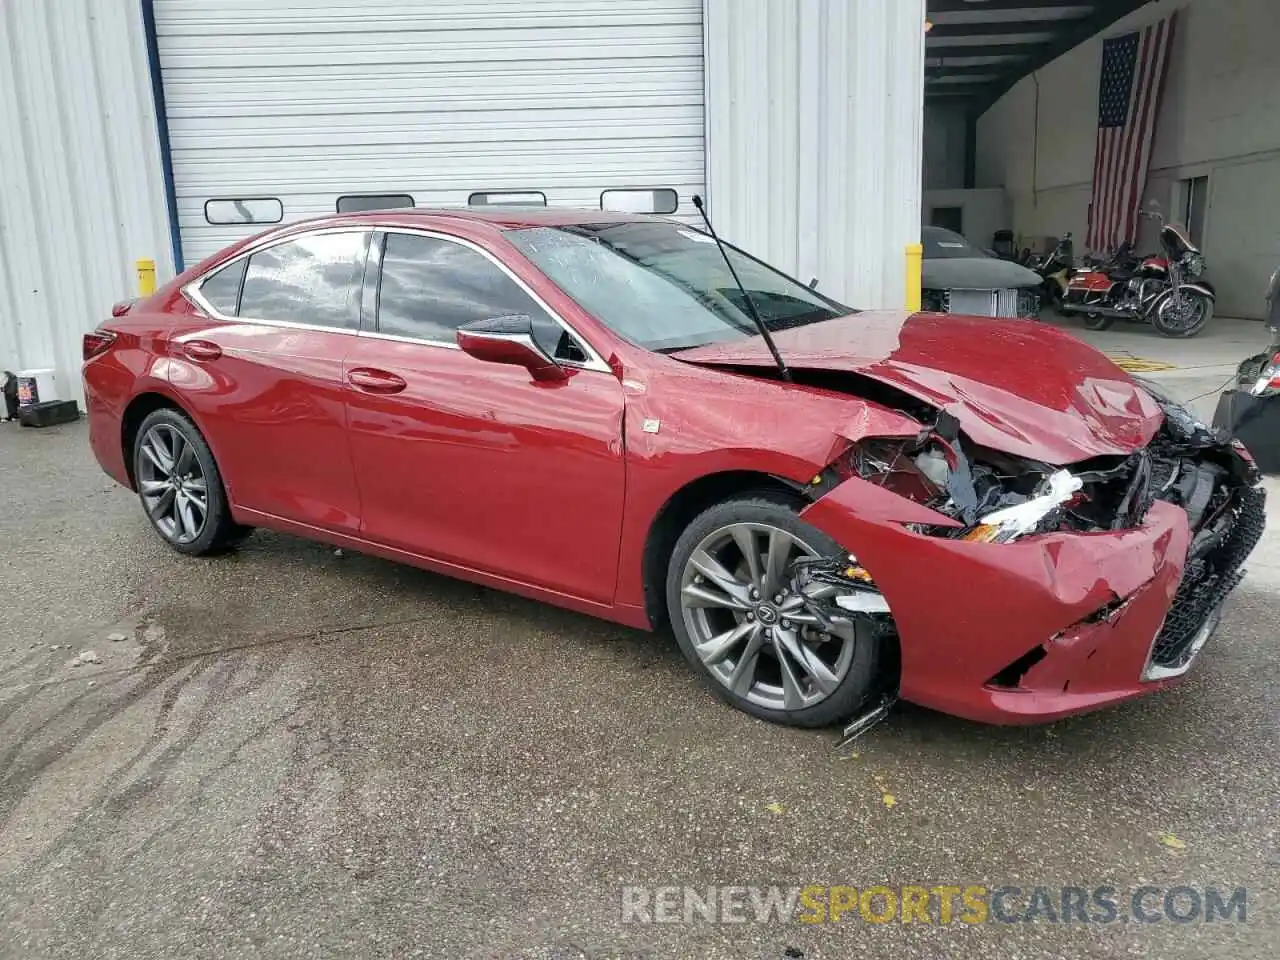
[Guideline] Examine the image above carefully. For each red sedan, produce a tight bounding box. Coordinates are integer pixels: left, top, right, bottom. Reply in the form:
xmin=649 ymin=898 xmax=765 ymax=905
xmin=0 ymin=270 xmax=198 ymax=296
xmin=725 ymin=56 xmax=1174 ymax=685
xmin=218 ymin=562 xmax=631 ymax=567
xmin=83 ymin=209 xmax=1264 ymax=728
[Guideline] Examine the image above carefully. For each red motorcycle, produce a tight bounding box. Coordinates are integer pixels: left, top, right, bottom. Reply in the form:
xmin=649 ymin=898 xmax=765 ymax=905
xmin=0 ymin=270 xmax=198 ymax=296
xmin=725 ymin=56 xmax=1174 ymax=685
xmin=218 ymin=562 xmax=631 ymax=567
xmin=1059 ymin=219 xmax=1215 ymax=338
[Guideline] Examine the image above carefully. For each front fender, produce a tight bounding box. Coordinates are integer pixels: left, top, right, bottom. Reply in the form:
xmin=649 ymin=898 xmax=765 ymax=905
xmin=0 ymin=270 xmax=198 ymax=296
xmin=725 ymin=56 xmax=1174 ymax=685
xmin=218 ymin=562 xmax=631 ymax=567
xmin=1181 ymin=281 xmax=1216 ymax=300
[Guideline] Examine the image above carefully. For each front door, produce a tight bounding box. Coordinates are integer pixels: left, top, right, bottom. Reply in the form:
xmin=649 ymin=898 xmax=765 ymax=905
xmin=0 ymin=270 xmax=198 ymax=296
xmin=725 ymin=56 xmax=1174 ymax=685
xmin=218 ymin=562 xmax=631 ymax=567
xmin=342 ymin=230 xmax=626 ymax=603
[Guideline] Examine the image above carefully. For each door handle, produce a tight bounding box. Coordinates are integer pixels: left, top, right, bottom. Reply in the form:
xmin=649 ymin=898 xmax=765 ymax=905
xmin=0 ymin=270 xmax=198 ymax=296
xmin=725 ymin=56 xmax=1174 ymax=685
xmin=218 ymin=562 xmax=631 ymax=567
xmin=347 ymin=367 xmax=407 ymax=394
xmin=182 ymin=340 xmax=222 ymax=362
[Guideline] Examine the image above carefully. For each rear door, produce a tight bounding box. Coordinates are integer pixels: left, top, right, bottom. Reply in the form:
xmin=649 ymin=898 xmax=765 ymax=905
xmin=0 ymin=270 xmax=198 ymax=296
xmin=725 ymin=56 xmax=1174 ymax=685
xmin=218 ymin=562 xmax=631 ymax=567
xmin=341 ymin=228 xmax=626 ymax=602
xmin=173 ymin=229 xmax=369 ymax=532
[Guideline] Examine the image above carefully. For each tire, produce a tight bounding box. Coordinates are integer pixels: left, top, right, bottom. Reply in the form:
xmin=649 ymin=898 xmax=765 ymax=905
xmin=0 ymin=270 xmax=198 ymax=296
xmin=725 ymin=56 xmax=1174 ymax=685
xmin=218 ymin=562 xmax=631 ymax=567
xmin=1152 ymin=290 xmax=1213 ymax=338
xmin=132 ymin=408 xmax=244 ymax=555
xmin=1084 ymin=312 xmax=1115 ymax=331
xmin=665 ymin=493 xmax=882 ymax=728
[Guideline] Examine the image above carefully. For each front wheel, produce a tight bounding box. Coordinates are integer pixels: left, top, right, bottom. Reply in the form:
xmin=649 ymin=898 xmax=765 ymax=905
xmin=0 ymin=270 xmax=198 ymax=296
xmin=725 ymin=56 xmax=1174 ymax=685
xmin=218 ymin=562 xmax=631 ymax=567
xmin=665 ymin=495 xmax=883 ymax=728
xmin=133 ymin=408 xmax=244 ymax=555
xmin=1152 ymin=290 xmax=1213 ymax=338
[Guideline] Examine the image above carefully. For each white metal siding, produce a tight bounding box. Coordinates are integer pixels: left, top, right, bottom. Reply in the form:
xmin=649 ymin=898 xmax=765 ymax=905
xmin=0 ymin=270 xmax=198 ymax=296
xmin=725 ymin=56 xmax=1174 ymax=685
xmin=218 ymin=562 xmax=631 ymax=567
xmin=704 ymin=0 xmax=926 ymax=310
xmin=152 ymin=0 xmax=707 ymax=264
xmin=0 ymin=0 xmax=173 ymax=406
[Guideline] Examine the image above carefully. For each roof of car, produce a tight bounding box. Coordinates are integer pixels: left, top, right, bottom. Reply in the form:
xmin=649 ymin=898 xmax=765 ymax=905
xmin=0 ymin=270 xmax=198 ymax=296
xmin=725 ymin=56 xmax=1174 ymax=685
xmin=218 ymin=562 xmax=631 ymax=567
xmin=312 ymin=207 xmax=666 ymax=231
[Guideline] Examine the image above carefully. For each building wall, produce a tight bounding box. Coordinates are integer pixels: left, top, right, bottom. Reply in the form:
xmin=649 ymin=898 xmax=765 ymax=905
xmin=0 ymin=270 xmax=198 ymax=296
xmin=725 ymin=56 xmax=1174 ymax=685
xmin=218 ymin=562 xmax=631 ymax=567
xmin=923 ymin=189 xmax=1010 ymax=250
xmin=704 ymin=0 xmax=926 ymax=310
xmin=923 ymin=103 xmax=969 ymax=192
xmin=975 ymin=0 xmax=1280 ymax=318
xmin=0 ymin=0 xmax=174 ymax=404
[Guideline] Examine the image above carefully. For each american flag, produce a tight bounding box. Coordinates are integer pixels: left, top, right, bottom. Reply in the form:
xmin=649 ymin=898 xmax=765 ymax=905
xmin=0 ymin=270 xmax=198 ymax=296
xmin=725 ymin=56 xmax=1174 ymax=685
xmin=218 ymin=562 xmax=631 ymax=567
xmin=1086 ymin=14 xmax=1177 ymax=254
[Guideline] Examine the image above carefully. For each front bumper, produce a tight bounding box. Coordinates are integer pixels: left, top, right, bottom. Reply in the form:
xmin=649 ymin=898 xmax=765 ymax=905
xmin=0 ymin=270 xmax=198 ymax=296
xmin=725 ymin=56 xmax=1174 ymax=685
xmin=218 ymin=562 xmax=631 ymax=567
xmin=801 ymin=479 xmax=1263 ymax=724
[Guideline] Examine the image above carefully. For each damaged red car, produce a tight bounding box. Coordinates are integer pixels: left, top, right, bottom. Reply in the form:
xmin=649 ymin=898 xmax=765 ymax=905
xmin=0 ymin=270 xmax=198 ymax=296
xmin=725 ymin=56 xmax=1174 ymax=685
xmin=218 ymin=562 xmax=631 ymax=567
xmin=82 ymin=210 xmax=1265 ymax=729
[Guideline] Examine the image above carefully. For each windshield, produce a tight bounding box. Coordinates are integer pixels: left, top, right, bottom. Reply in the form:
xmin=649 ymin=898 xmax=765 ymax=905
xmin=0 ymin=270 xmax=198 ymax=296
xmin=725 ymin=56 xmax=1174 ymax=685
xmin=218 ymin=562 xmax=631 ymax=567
xmin=922 ymin=226 xmax=989 ymax=260
xmin=505 ymin=221 xmax=851 ymax=352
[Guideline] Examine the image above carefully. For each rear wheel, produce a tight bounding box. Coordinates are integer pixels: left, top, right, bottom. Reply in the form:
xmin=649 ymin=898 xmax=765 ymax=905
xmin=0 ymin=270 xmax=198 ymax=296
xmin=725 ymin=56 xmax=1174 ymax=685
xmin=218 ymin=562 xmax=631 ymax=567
xmin=133 ymin=409 xmax=244 ymax=555
xmin=1084 ymin=312 xmax=1115 ymax=331
xmin=1152 ymin=289 xmax=1212 ymax=338
xmin=665 ymin=495 xmax=883 ymax=728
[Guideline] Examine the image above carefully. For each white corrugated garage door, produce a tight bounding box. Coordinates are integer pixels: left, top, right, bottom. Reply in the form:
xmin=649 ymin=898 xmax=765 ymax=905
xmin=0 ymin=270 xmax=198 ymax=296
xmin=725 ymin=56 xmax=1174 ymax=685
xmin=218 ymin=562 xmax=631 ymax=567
xmin=152 ymin=0 xmax=706 ymax=265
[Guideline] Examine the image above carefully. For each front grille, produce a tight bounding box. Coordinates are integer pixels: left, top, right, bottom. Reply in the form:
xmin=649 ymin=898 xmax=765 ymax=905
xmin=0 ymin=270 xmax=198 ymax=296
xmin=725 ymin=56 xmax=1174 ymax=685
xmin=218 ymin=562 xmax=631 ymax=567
xmin=1150 ymin=485 xmax=1266 ymax=668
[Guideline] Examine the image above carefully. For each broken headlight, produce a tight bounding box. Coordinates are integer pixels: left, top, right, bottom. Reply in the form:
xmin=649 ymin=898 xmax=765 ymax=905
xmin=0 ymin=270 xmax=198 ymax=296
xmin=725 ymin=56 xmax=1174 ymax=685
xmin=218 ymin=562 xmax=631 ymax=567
xmin=847 ymin=423 xmax=1078 ymax=542
xmin=960 ymin=470 xmax=1083 ymax=543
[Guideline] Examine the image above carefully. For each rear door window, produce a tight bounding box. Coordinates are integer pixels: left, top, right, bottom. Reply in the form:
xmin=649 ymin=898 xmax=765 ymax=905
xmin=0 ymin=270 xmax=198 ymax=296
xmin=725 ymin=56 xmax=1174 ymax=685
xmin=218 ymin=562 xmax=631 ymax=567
xmin=198 ymin=258 xmax=247 ymax=316
xmin=238 ymin=231 xmax=370 ymax=329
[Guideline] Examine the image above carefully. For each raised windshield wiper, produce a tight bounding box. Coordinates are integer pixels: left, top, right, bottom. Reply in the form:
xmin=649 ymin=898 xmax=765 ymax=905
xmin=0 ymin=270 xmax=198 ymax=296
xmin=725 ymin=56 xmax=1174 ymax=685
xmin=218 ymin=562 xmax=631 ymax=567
xmin=691 ymin=195 xmax=792 ymax=383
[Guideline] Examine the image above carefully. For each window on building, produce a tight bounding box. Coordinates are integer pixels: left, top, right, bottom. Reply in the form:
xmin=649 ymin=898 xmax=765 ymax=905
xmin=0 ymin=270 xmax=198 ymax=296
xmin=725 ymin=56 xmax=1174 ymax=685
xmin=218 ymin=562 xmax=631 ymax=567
xmin=929 ymin=206 xmax=964 ymax=235
xmin=467 ymin=191 xmax=547 ymax=208
xmin=337 ymin=194 xmax=415 ymax=213
xmin=1180 ymin=176 xmax=1209 ymax=247
xmin=198 ymin=258 xmax=248 ymax=315
xmin=238 ymin=231 xmax=370 ymax=329
xmin=376 ymin=232 xmax=583 ymax=361
xmin=600 ymin=188 xmax=679 ymax=215
xmin=204 ymin=198 xmax=283 ymax=225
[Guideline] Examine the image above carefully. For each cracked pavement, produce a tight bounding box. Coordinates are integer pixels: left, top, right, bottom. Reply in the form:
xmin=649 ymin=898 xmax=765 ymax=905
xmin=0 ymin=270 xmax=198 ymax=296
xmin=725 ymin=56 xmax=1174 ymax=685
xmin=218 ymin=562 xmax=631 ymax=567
xmin=1 ymin=388 xmax=1278 ymax=958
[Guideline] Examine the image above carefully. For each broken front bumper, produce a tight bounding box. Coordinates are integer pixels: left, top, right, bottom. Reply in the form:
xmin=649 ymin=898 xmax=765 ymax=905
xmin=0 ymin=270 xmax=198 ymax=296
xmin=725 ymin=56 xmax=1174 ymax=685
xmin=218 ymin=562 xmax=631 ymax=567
xmin=801 ymin=480 xmax=1264 ymax=724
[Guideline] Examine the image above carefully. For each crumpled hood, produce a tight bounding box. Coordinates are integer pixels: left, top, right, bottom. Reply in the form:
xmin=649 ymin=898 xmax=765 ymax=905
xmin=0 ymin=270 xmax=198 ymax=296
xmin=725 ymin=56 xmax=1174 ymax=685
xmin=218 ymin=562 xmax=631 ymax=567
xmin=672 ymin=310 xmax=1164 ymax=464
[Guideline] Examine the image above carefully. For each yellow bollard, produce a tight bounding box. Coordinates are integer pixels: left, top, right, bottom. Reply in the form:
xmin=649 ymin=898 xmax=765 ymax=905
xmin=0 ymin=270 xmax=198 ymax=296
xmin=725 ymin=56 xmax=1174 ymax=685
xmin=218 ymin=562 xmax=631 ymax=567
xmin=904 ymin=243 xmax=923 ymax=312
xmin=136 ymin=258 xmax=157 ymax=297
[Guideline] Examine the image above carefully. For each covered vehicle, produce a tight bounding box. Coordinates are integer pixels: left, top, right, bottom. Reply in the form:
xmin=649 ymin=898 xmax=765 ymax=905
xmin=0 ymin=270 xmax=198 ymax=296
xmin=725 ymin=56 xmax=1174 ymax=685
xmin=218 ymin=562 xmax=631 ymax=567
xmin=1213 ymin=266 xmax=1280 ymax=471
xmin=82 ymin=209 xmax=1263 ymax=730
xmin=922 ymin=225 xmax=1043 ymax=319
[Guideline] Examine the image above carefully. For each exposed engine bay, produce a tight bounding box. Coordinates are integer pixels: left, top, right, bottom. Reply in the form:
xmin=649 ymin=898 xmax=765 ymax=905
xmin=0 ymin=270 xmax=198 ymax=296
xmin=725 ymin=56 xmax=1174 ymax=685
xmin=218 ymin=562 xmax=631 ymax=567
xmin=845 ymin=390 xmax=1258 ymax=544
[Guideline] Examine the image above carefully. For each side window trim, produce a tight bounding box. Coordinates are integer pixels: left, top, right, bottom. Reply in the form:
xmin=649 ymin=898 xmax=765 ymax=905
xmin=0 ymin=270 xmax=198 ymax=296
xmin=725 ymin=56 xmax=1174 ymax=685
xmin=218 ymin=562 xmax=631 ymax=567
xmin=365 ymin=227 xmax=609 ymax=372
xmin=359 ymin=231 xmax=385 ymax=333
xmin=182 ymin=227 xmax=372 ymax=334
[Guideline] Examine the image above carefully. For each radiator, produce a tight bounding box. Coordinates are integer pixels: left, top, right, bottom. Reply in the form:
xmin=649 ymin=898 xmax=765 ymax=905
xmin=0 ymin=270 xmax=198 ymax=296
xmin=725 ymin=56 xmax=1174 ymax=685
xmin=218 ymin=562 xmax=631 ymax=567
xmin=947 ymin=288 xmax=1021 ymax=318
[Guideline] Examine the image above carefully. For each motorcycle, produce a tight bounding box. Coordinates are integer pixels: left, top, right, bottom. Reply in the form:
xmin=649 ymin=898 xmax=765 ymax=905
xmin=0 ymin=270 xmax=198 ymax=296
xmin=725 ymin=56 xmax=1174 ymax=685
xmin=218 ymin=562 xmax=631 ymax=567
xmin=1211 ymin=266 xmax=1280 ymax=473
xmin=1024 ymin=232 xmax=1076 ymax=313
xmin=1058 ymin=214 xmax=1215 ymax=338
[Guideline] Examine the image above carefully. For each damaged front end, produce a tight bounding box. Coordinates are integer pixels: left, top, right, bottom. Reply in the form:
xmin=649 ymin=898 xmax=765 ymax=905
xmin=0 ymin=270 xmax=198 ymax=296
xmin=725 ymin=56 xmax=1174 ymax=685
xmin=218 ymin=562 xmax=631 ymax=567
xmin=799 ymin=383 xmax=1265 ymax=724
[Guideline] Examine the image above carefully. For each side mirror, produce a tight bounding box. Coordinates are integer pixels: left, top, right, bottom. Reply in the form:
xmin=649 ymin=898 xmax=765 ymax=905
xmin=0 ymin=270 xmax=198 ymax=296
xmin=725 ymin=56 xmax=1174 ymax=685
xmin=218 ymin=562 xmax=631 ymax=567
xmin=456 ymin=314 xmax=568 ymax=382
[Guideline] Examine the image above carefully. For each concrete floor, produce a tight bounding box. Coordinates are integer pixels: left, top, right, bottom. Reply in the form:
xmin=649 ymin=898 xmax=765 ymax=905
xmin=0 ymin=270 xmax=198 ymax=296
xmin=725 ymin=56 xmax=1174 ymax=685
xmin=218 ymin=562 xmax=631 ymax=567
xmin=2 ymin=353 xmax=1278 ymax=958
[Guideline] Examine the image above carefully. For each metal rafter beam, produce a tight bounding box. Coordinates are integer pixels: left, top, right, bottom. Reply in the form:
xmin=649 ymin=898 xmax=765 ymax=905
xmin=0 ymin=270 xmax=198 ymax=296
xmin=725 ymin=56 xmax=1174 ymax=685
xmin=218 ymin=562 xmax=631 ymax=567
xmin=926 ymin=42 xmax=1047 ymax=59
xmin=928 ymin=0 xmax=1094 ymax=12
xmin=927 ymin=21 xmax=1073 ymax=37
xmin=927 ymin=63 xmax=1009 ymax=76
xmin=972 ymin=0 xmax=1156 ymax=115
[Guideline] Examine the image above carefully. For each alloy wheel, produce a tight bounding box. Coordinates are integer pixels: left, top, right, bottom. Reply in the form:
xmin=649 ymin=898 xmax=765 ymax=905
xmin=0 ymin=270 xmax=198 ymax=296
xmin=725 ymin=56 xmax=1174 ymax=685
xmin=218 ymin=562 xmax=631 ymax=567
xmin=678 ymin=522 xmax=858 ymax=711
xmin=137 ymin=423 xmax=209 ymax=544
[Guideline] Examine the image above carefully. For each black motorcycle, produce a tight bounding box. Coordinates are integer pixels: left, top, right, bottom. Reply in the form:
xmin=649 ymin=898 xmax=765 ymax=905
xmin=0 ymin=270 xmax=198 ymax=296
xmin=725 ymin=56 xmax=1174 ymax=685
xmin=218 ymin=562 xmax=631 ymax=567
xmin=1024 ymin=233 xmax=1076 ymax=313
xmin=1059 ymin=217 xmax=1216 ymax=338
xmin=1212 ymin=266 xmax=1280 ymax=472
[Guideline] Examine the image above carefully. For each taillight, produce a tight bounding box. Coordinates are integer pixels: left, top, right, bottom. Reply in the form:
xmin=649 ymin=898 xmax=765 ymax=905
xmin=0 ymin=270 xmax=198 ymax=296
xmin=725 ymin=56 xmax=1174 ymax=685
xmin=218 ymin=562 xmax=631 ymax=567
xmin=1250 ymin=352 xmax=1280 ymax=397
xmin=83 ymin=330 xmax=117 ymax=361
